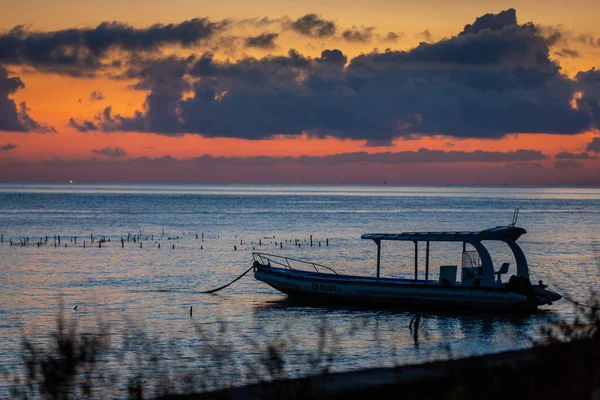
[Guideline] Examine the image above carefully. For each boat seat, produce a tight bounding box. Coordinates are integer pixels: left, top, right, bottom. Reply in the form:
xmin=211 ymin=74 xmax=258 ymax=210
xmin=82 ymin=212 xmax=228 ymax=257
xmin=439 ymin=265 xmax=457 ymax=286
xmin=495 ymin=262 xmax=510 ymax=284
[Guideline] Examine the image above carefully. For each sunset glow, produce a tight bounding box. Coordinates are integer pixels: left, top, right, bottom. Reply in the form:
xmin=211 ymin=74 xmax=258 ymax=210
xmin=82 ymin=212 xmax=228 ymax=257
xmin=1 ymin=1 xmax=599 ymax=184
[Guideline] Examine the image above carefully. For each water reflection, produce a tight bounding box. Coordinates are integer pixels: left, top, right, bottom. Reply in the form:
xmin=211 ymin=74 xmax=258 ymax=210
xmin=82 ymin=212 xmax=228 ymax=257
xmin=252 ymin=298 xmax=556 ymax=363
xmin=0 ymin=184 xmax=598 ymax=390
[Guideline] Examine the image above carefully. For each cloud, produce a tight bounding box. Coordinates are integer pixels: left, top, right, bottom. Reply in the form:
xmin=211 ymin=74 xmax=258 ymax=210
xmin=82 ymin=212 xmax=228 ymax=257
xmin=285 ymin=148 xmax=547 ymax=165
xmin=0 ymin=66 xmax=54 ymax=132
xmin=0 ymin=18 xmax=228 ymax=76
xmin=128 ymin=148 xmax=547 ymax=166
xmin=576 ymin=34 xmax=600 ymax=47
xmin=17 ymin=102 xmax=55 ymax=132
xmin=91 ymin=146 xmax=127 ymax=158
xmin=341 ymin=26 xmax=374 ymax=43
xmin=69 ymin=117 xmax=98 ymax=132
xmin=99 ymin=56 xmax=192 ymax=133
xmin=460 ymin=8 xmax=517 ymax=35
xmin=89 ymin=91 xmax=105 ymax=101
xmin=555 ymin=151 xmax=595 ymax=160
xmin=382 ymin=32 xmax=402 ymax=42
xmin=586 ymin=137 xmax=600 ymax=153
xmin=91 ymin=9 xmax=595 ymax=140
xmin=576 ymin=68 xmax=600 ymax=127
xmin=0 ymin=66 xmax=27 ymax=132
xmin=0 ymin=143 xmax=17 ymax=151
xmin=244 ymin=32 xmax=279 ymax=49
xmin=554 ymin=159 xmax=584 ymax=169
xmin=5 ymin=147 xmax=600 ymax=184
xmin=418 ymin=29 xmax=432 ymax=42
xmin=288 ymin=14 xmax=336 ymax=38
xmin=555 ymin=48 xmax=580 ymax=58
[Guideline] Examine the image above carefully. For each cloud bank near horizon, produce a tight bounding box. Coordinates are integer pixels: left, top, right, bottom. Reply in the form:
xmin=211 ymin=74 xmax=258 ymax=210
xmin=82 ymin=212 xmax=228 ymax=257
xmin=1 ymin=148 xmax=597 ymax=185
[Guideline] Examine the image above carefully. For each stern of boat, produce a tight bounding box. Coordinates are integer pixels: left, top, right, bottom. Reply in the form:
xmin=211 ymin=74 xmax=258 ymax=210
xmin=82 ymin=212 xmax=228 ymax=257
xmin=533 ymin=284 xmax=562 ymax=306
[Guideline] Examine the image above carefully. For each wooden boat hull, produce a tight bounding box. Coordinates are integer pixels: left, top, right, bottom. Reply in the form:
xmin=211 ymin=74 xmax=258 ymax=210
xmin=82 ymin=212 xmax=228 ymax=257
xmin=254 ymin=263 xmax=537 ymax=310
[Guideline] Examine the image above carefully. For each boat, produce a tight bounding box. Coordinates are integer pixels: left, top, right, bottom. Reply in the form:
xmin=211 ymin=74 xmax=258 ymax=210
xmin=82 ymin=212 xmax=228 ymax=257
xmin=252 ymin=226 xmax=562 ymax=310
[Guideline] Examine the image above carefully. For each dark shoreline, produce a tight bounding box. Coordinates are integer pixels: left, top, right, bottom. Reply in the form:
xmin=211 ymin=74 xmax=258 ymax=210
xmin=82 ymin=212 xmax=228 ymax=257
xmin=163 ymin=338 xmax=600 ymax=399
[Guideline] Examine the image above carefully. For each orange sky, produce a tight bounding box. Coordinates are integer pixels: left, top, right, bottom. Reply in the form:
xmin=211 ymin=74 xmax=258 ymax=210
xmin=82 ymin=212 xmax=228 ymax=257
xmin=0 ymin=1 xmax=599 ymax=184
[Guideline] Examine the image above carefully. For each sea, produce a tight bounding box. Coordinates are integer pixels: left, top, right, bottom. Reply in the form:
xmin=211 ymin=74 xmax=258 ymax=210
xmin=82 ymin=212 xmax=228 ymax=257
xmin=0 ymin=184 xmax=599 ymax=393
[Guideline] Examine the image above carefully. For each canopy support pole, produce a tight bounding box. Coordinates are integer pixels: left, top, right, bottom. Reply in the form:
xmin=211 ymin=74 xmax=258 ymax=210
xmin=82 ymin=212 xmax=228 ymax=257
xmin=414 ymin=241 xmax=418 ymax=280
xmin=425 ymin=241 xmax=430 ymax=282
xmin=375 ymin=239 xmax=381 ymax=282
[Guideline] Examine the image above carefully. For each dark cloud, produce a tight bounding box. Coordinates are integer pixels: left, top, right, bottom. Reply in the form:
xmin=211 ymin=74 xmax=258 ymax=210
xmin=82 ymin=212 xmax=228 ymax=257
xmin=0 ymin=143 xmax=17 ymax=151
xmin=555 ymin=151 xmax=595 ymax=160
xmin=110 ymin=56 xmax=191 ymax=133
xmin=460 ymin=8 xmax=517 ymax=35
xmin=289 ymin=14 xmax=336 ymax=38
xmin=17 ymin=102 xmax=55 ymax=133
xmin=383 ymin=32 xmax=402 ymax=42
xmin=576 ymin=68 xmax=600 ymax=127
xmin=237 ymin=16 xmax=290 ymax=28
xmin=341 ymin=26 xmax=374 ymax=43
xmin=89 ymin=91 xmax=105 ymax=101
xmin=576 ymin=34 xmax=600 ymax=47
xmin=538 ymin=25 xmax=565 ymax=46
xmin=287 ymin=149 xmax=547 ymax=165
xmin=92 ymin=146 xmax=127 ymax=158
xmin=0 ymin=66 xmax=53 ymax=132
xmin=69 ymin=117 xmax=98 ymax=132
xmin=244 ymin=32 xmax=279 ymax=49
xmin=71 ymin=9 xmax=599 ymax=140
xmin=554 ymin=159 xmax=584 ymax=169
xmin=586 ymin=137 xmax=600 ymax=153
xmin=418 ymin=30 xmax=432 ymax=42
xmin=317 ymin=49 xmax=347 ymax=65
xmin=181 ymin=149 xmax=545 ymax=167
xmin=555 ymin=48 xmax=580 ymax=58
xmin=0 ymin=19 xmax=227 ymax=76
xmin=0 ymin=66 xmax=27 ymax=131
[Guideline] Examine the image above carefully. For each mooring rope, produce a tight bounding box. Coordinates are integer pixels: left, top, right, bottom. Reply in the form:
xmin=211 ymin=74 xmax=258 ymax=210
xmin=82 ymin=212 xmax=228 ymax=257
xmin=198 ymin=265 xmax=255 ymax=294
xmin=547 ymin=286 xmax=599 ymax=311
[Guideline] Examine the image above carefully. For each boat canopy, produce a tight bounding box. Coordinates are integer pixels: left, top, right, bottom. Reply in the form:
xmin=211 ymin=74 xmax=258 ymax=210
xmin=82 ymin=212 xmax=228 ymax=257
xmin=361 ymin=226 xmax=530 ymax=287
xmin=361 ymin=226 xmax=526 ymax=243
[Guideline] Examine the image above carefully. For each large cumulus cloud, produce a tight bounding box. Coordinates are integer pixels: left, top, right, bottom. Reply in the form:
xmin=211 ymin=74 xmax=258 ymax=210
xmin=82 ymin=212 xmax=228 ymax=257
xmin=84 ymin=9 xmax=597 ymax=140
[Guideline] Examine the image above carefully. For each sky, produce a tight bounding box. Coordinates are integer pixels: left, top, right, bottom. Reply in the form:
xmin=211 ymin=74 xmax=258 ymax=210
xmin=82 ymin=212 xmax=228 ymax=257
xmin=0 ymin=0 xmax=599 ymax=184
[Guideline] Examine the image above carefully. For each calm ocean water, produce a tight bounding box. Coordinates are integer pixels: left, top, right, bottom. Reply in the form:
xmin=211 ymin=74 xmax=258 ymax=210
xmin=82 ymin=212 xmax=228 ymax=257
xmin=1 ymin=184 xmax=599 ymax=389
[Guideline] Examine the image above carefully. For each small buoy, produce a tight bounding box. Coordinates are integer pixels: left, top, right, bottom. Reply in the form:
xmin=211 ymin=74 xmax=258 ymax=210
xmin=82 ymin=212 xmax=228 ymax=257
xmin=190 ymin=306 xmax=193 ymax=317
xmin=74 ymin=305 xmax=78 ymax=311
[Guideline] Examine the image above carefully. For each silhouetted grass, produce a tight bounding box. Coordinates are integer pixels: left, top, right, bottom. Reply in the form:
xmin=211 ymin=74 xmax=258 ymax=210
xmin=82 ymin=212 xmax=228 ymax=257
xmin=1 ymin=309 xmax=345 ymax=399
xmin=2 ymin=295 xmax=599 ymax=399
